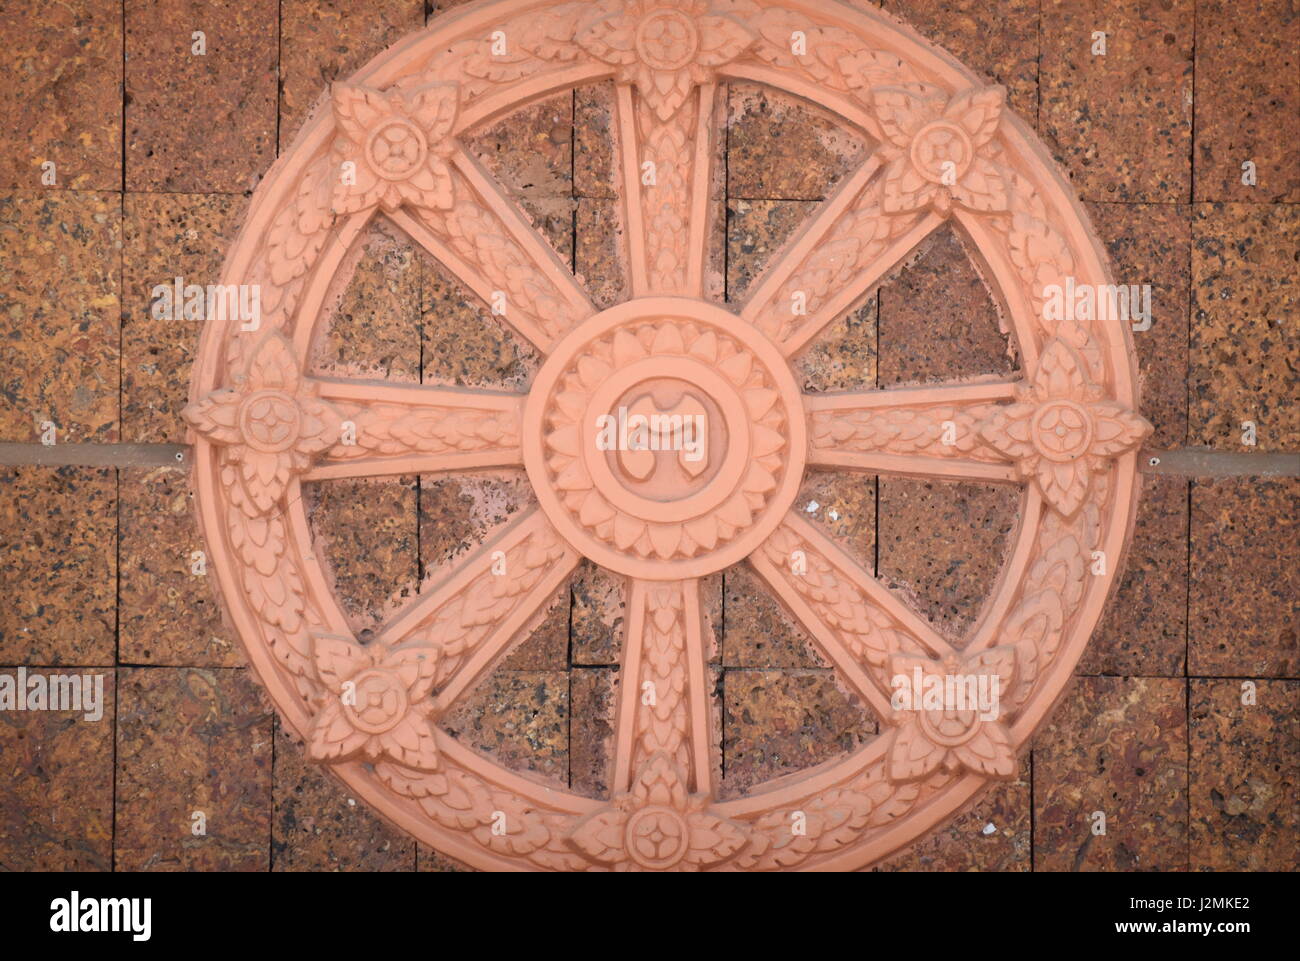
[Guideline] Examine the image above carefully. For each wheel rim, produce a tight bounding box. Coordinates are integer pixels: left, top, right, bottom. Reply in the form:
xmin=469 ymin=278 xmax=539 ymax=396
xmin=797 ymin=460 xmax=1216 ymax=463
xmin=187 ymin=0 xmax=1150 ymax=871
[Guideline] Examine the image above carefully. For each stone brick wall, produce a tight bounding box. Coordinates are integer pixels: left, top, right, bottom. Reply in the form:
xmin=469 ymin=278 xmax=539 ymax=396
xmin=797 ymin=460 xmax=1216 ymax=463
xmin=0 ymin=0 xmax=1295 ymax=871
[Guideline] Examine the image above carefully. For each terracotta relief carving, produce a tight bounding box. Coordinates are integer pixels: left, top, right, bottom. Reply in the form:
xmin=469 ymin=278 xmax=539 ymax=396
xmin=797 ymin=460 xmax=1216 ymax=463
xmin=187 ymin=0 xmax=1150 ymax=870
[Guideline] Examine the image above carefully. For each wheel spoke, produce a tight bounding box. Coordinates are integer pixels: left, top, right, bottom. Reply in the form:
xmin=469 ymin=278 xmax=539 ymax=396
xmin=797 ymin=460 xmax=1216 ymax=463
xmin=805 ymin=379 xmax=1022 ymax=484
xmin=616 ymin=81 xmax=720 ymax=298
xmin=370 ymin=508 xmax=579 ymax=712
xmin=386 ymin=149 xmax=595 ymax=355
xmin=303 ymin=377 xmax=524 ymax=481
xmin=739 ymin=155 xmax=943 ymax=356
xmin=747 ymin=511 xmax=956 ymax=721
xmin=611 ymin=578 xmax=716 ymax=796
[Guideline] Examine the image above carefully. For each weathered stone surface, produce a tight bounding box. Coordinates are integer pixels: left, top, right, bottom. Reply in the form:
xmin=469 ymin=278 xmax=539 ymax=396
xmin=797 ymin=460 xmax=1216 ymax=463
xmin=115 ymin=667 xmax=273 ymax=871
xmin=0 ymin=192 xmax=120 ymax=443
xmin=1039 ymin=0 xmax=1193 ymax=203
xmin=0 ymin=669 xmax=114 ymax=871
xmin=1189 ymin=477 xmax=1299 ymax=677
xmin=272 ymin=718 xmax=417 ymax=871
xmin=721 ymin=669 xmax=875 ymax=799
xmin=878 ymin=479 xmax=1018 ymax=644
xmin=1190 ymin=204 xmax=1299 ymax=451
xmin=727 ymin=84 xmax=868 ymax=200
xmin=123 ymin=192 xmax=246 ymax=444
xmin=125 ymin=0 xmax=279 ymax=193
xmin=1189 ymin=679 xmax=1298 ymax=871
xmin=875 ymin=757 xmax=1031 ymax=872
xmin=1083 ymin=474 xmax=1187 ymax=676
xmin=441 ymin=670 xmax=569 ymax=786
xmin=0 ymin=467 xmax=116 ymax=666
xmin=1033 ymin=676 xmax=1188 ymax=871
xmin=1086 ymin=201 xmax=1191 ymax=448
xmin=279 ymin=0 xmax=426 ymax=147
xmin=0 ymin=1 xmax=122 ymax=190
xmin=1193 ymin=0 xmax=1300 ymax=203
xmin=119 ymin=466 xmax=239 ymax=667
xmin=878 ymin=225 xmax=1013 ymax=386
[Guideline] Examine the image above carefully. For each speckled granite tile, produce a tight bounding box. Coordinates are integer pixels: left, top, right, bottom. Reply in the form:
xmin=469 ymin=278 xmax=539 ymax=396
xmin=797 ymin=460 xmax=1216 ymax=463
xmin=499 ymin=581 xmax=569 ymax=672
xmin=420 ymin=254 xmax=541 ymax=391
xmin=726 ymin=198 xmax=816 ymax=303
xmin=0 ymin=668 xmax=114 ymax=871
xmin=1039 ymin=0 xmax=1193 ymax=203
xmin=721 ymin=669 xmax=875 ymax=799
xmin=1086 ymin=201 xmax=1191 ymax=448
xmin=311 ymin=218 xmax=422 ymax=382
xmin=1082 ymin=474 xmax=1188 ymax=676
xmin=875 ymin=757 xmax=1031 ymax=871
xmin=307 ymin=476 xmax=419 ymax=636
xmin=575 ymin=82 xmax=617 ymax=200
xmin=576 ymin=196 xmax=628 ymax=310
xmin=1194 ymin=0 xmax=1300 ymax=203
xmin=272 ymin=717 xmax=416 ymax=871
xmin=1189 ymin=678 xmax=1298 ymax=871
xmin=0 ymin=192 xmax=119 ymax=443
xmin=440 ymin=670 xmax=568 ymax=787
xmin=123 ymin=192 xmax=245 ymax=444
xmin=0 ymin=467 xmax=115 ymax=666
xmin=279 ymin=0 xmax=425 ymax=147
xmin=0 ymin=1 xmax=122 ymax=190
xmin=723 ymin=563 xmax=826 ymax=669
xmin=878 ymin=479 xmax=1018 ymax=644
xmin=727 ymin=84 xmax=869 ymax=200
xmin=890 ymin=0 xmax=1039 ymax=126
xmin=416 ymin=843 xmax=476 ymax=872
xmin=571 ymin=560 xmax=625 ymax=666
xmin=464 ymin=94 xmax=574 ymax=266
xmin=115 ymin=667 xmax=274 ymax=871
xmin=119 ymin=466 xmax=238 ymax=667
xmin=793 ymin=297 xmax=877 ymax=394
xmin=1190 ymin=477 xmax=1299 ymax=678
xmin=1190 ymin=204 xmax=1299 ymax=451
xmin=796 ymin=470 xmax=876 ymax=575
xmin=125 ymin=0 xmax=278 ymax=193
xmin=878 ymin=225 xmax=1013 ymax=386
xmin=570 ymin=666 xmax=617 ymax=797
xmin=1033 ymin=676 xmax=1188 ymax=872
xmin=418 ymin=472 xmax=534 ymax=576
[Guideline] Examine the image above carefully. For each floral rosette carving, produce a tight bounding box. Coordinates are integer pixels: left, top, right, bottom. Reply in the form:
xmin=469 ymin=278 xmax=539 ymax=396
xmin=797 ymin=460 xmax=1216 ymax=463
xmin=872 ymin=84 xmax=1010 ymax=216
xmin=886 ymin=646 xmax=1019 ymax=782
xmin=183 ymin=332 xmax=341 ymax=513
xmin=331 ymin=81 xmax=459 ymax=214
xmin=980 ymin=339 xmax=1151 ymax=516
xmin=308 ymin=633 xmax=442 ymax=771
xmin=577 ymin=0 xmax=754 ymax=119
xmin=569 ymin=753 xmax=747 ymax=871
xmin=542 ymin=321 xmax=789 ymax=561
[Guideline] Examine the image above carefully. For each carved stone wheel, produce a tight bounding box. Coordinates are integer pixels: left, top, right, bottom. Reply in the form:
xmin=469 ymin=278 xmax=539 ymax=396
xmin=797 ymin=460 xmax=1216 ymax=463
xmin=188 ymin=0 xmax=1152 ymax=871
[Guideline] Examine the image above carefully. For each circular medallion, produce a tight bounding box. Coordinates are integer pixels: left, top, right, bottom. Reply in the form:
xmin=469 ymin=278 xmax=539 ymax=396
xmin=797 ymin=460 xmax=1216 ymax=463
xmin=187 ymin=0 xmax=1151 ymax=871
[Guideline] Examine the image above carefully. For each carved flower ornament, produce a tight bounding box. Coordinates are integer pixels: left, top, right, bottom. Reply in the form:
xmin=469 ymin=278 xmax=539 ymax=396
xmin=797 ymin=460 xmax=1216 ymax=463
xmin=569 ymin=753 xmax=748 ymax=871
xmin=980 ymin=340 xmax=1152 ymax=516
xmin=577 ymin=0 xmax=755 ymax=120
xmin=331 ymin=81 xmax=459 ymax=214
xmin=887 ymin=646 xmax=1018 ymax=781
xmin=873 ymin=84 xmax=1010 ymax=216
xmin=308 ymin=633 xmax=442 ymax=771
xmin=183 ymin=332 xmax=341 ymax=512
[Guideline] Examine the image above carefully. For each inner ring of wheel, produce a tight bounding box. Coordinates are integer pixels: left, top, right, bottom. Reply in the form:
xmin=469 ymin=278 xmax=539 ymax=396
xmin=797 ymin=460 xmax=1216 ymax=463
xmin=521 ymin=296 xmax=808 ymax=581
